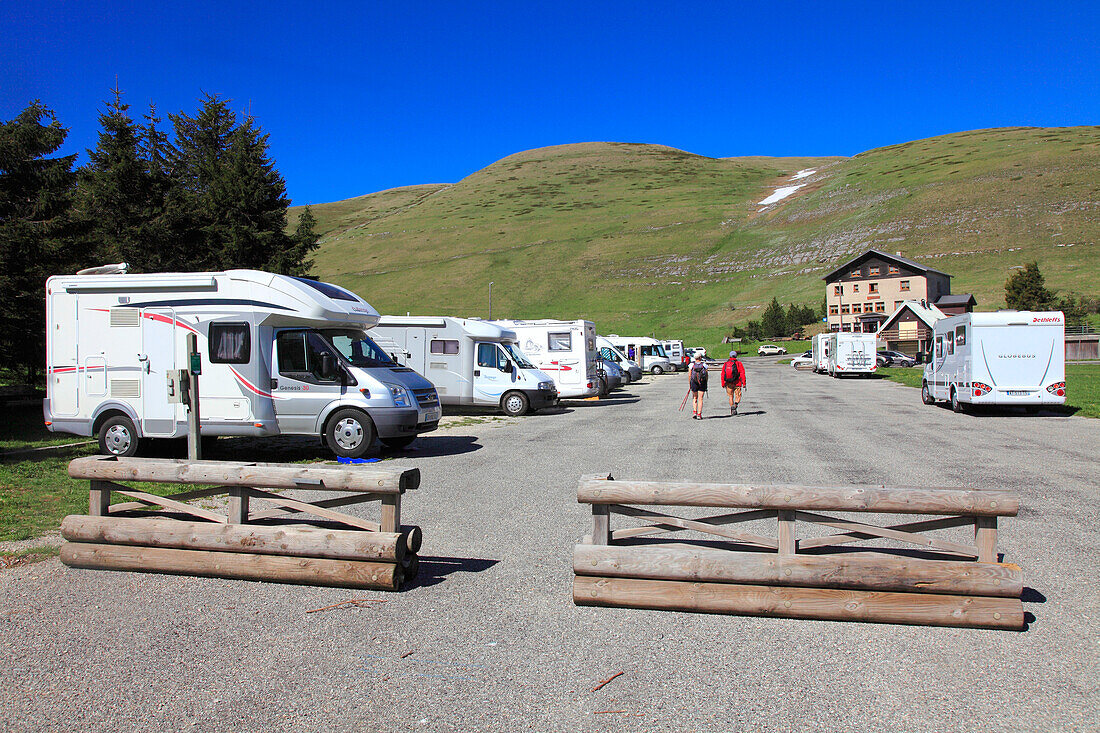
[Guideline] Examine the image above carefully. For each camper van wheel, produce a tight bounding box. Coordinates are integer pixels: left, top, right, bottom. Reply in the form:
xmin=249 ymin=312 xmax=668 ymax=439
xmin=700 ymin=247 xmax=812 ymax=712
xmin=325 ymin=408 xmax=376 ymax=458
xmin=98 ymin=415 xmax=140 ymax=457
xmin=950 ymin=388 xmax=964 ymax=413
xmin=921 ymin=382 xmax=935 ymax=405
xmin=651 ymin=364 xmax=665 ymax=376
xmin=501 ymin=391 xmax=529 ymax=417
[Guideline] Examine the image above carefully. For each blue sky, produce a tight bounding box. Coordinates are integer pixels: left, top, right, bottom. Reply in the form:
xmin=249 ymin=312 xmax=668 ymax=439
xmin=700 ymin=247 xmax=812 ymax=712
xmin=3 ymin=1 xmax=1098 ymax=205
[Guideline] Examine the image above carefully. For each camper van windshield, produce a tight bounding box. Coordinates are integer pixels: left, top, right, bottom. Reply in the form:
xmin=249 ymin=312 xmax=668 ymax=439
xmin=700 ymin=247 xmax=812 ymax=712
xmin=292 ymin=277 xmax=359 ymax=302
xmin=324 ymin=330 xmax=396 ymax=367
xmin=502 ymin=343 xmax=536 ymax=369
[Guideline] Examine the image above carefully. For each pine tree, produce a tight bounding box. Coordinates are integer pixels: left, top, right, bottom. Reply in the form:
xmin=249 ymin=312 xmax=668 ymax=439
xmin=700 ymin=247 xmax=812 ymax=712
xmin=0 ymin=102 xmax=77 ymax=383
xmin=279 ymin=204 xmax=319 ymax=276
xmin=1005 ymin=262 xmax=1057 ymax=310
xmin=760 ymin=297 xmax=786 ymax=338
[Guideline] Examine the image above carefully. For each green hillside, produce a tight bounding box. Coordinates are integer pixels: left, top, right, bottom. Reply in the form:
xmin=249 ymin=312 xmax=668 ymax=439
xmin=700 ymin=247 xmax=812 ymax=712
xmin=291 ymin=127 xmax=1100 ymax=344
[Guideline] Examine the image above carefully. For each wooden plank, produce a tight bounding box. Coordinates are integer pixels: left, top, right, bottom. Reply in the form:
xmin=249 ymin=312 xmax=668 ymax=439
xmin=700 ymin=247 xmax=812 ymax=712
xmin=797 ymin=516 xmax=974 ymax=550
xmin=248 ymin=492 xmax=389 ymax=521
xmin=112 ymin=488 xmax=227 ymax=524
xmin=610 ymin=506 xmax=778 ymax=549
xmin=793 ymin=510 xmax=978 ymax=557
xmin=228 ymin=487 xmax=250 ymax=525
xmin=610 ymin=509 xmax=776 ymax=541
xmin=975 ymin=517 xmax=998 ymax=563
xmin=107 ymin=486 xmax=230 ymax=514
xmin=61 ymin=542 xmax=403 ymax=591
xmin=61 ymin=514 xmax=406 ymax=563
xmin=592 ymin=505 xmax=610 ymax=545
xmin=572 ymin=543 xmax=1024 ymax=598
xmin=89 ymin=480 xmax=111 ymax=517
xmin=246 ymin=488 xmax=381 ymax=532
xmin=572 ymin=576 xmax=1025 ymax=630
xmin=577 ymin=479 xmax=1018 ymax=516
xmin=68 ymin=456 xmax=419 ymax=493
xmin=380 ymin=494 xmax=401 ymax=534
xmin=777 ymin=510 xmax=796 ymax=556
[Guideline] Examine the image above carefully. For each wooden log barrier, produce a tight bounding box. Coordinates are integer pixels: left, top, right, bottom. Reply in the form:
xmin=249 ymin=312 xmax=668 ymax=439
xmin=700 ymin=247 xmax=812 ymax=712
xmin=575 ymin=475 xmax=1027 ymax=629
xmin=573 ymin=544 xmax=1024 ymax=598
xmin=62 ymin=515 xmax=407 ymax=564
xmin=573 ymin=576 xmax=1025 ymax=631
xmin=62 ymin=542 xmax=403 ymax=591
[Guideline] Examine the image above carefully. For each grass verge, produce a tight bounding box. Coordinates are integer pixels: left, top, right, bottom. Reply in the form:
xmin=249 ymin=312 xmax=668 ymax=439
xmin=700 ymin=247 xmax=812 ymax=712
xmin=1 ymin=546 xmax=60 ymax=569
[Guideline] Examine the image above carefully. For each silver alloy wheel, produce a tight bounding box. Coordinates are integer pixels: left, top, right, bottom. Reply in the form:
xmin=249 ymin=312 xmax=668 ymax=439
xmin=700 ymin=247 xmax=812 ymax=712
xmin=104 ymin=424 xmax=132 ymax=454
xmin=333 ymin=417 xmax=364 ymax=451
xmin=504 ymin=393 xmax=525 ymax=415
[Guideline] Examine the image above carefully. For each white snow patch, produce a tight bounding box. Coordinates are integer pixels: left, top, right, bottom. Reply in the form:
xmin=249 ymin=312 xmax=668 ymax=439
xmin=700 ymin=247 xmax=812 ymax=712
xmin=758 ymin=184 xmax=805 ymax=206
xmin=790 ymin=169 xmax=816 ymax=180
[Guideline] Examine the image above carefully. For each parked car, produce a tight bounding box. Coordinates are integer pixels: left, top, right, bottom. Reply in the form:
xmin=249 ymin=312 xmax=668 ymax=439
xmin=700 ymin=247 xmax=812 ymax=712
xmin=758 ymin=344 xmax=787 ymax=356
xmin=790 ymin=351 xmax=814 ymax=368
xmin=878 ymin=350 xmax=917 ymax=368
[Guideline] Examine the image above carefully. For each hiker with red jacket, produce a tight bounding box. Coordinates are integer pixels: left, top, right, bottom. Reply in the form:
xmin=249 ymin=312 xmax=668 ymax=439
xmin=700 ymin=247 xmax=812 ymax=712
xmin=687 ymin=353 xmax=708 ymax=419
xmin=721 ymin=351 xmax=747 ymax=415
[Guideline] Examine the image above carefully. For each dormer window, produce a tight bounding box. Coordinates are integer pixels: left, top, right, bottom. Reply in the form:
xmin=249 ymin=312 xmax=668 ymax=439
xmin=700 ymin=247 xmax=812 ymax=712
xmin=888 ymin=265 xmax=900 ymax=275
xmin=850 ymin=269 xmax=861 ymax=277
xmin=869 ymin=266 xmax=880 ymax=276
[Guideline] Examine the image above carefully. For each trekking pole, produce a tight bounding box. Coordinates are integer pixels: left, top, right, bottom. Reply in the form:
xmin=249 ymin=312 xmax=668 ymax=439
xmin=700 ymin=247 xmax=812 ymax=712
xmin=679 ymin=390 xmax=690 ymax=411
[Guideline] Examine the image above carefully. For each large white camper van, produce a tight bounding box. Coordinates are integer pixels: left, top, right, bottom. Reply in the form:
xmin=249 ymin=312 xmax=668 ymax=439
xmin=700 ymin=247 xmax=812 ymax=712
xmin=44 ymin=269 xmax=440 ymax=458
xmin=922 ymin=311 xmax=1066 ymax=412
xmin=372 ymin=316 xmax=558 ymax=416
xmin=811 ymin=333 xmax=831 ymax=373
xmin=826 ymin=332 xmax=878 ymax=377
xmin=659 ymin=340 xmax=689 ymax=371
xmin=596 ymin=336 xmax=643 ymax=381
xmin=604 ymin=336 xmax=673 ymax=375
xmin=491 ymin=319 xmax=600 ymax=399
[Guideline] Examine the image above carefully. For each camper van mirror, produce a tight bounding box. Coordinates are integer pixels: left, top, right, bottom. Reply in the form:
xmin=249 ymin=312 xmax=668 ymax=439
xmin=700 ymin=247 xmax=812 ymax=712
xmin=320 ymin=352 xmax=336 ymax=380
xmin=502 ymin=360 xmax=513 ymax=374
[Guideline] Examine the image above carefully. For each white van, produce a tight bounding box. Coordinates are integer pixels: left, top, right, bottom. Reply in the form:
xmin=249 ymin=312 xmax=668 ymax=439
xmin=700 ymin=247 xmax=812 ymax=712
xmin=372 ymin=316 xmax=558 ymax=416
xmin=44 ymin=269 xmax=440 ymax=458
xmin=659 ymin=340 xmax=689 ymax=371
xmin=596 ymin=337 xmax=643 ymax=382
xmin=491 ymin=319 xmax=600 ymax=399
xmin=605 ymin=336 xmax=673 ymax=375
xmin=811 ymin=333 xmax=831 ymax=373
xmin=922 ymin=311 xmax=1066 ymax=412
xmin=826 ymin=332 xmax=877 ymax=377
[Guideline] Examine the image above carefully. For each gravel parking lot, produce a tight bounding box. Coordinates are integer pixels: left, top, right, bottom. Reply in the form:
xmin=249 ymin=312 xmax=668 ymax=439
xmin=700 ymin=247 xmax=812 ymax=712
xmin=3 ymin=358 xmax=1098 ymax=732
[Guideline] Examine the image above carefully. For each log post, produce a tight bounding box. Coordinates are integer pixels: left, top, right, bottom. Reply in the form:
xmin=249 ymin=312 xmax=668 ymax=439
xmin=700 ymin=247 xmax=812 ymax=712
xmin=975 ymin=516 xmax=998 ymax=562
xmin=778 ymin=510 xmax=796 ymax=556
xmin=89 ymin=480 xmax=112 ymax=517
xmin=381 ymin=494 xmax=401 ymax=533
xmin=228 ymin=487 xmax=250 ymax=524
xmin=592 ymin=504 xmax=610 ymax=545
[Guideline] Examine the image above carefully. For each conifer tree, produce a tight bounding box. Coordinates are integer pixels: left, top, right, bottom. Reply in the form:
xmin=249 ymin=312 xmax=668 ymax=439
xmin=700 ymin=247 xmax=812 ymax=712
xmin=760 ymin=297 xmax=786 ymax=338
xmin=1005 ymin=262 xmax=1057 ymax=311
xmin=0 ymin=102 xmax=77 ymax=383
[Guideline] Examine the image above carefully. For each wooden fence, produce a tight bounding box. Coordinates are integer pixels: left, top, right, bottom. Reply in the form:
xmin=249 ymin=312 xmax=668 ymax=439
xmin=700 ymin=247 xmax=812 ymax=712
xmin=574 ymin=475 xmax=1026 ymax=629
xmin=61 ymin=456 xmax=422 ymax=590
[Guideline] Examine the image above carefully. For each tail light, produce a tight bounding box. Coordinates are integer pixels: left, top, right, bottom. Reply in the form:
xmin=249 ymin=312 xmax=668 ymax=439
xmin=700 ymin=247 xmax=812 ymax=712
xmin=1046 ymin=382 xmax=1066 ymax=397
xmin=973 ymin=382 xmax=992 ymax=397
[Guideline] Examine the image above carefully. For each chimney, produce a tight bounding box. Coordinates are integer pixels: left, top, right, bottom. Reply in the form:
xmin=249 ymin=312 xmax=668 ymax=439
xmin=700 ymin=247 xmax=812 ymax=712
xmin=896 ymin=251 xmax=902 ymax=256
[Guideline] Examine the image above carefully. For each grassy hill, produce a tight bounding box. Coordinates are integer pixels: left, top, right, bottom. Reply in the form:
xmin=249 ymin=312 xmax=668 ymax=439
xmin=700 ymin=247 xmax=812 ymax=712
xmin=290 ymin=127 xmax=1100 ymax=344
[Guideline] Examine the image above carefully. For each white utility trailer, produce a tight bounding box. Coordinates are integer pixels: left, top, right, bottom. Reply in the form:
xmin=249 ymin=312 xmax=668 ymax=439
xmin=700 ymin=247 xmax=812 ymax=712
xmin=922 ymin=311 xmax=1066 ymax=412
xmin=44 ymin=268 xmax=440 ymax=458
xmin=372 ymin=316 xmax=558 ymax=416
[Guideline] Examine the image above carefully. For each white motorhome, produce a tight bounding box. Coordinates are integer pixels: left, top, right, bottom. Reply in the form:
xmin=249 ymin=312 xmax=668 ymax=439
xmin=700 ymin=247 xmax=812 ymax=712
xmin=605 ymin=336 xmax=673 ymax=375
xmin=596 ymin=336 xmax=643 ymax=382
xmin=491 ymin=319 xmax=600 ymax=399
xmin=811 ymin=333 xmax=831 ymax=373
xmin=922 ymin=311 xmax=1066 ymax=412
xmin=44 ymin=269 xmax=440 ymax=458
xmin=372 ymin=316 xmax=558 ymax=416
xmin=659 ymin=340 xmax=689 ymax=371
xmin=826 ymin=332 xmax=878 ymax=377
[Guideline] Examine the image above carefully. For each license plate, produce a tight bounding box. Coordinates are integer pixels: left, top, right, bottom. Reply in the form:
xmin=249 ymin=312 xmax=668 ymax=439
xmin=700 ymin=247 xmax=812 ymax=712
xmin=1006 ymin=391 xmax=1031 ymax=397
xmin=422 ymin=408 xmax=441 ymax=422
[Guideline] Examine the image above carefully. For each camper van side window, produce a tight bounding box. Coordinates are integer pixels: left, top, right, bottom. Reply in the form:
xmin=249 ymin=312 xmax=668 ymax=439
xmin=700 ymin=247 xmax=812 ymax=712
xmin=477 ymin=343 xmax=507 ymax=370
xmin=955 ymin=326 xmax=966 ymax=347
xmin=945 ymin=331 xmax=954 ymax=356
xmin=935 ymin=337 xmax=943 ymax=359
xmin=548 ymin=332 xmax=571 ymax=351
xmin=209 ymin=323 xmax=251 ymax=364
xmin=276 ymin=331 xmax=340 ymax=383
xmin=431 ymin=339 xmax=459 ymax=355
xmin=600 ymin=347 xmax=619 ymax=362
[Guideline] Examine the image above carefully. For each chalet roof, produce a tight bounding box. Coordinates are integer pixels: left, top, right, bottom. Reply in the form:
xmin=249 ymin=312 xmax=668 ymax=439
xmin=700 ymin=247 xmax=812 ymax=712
xmin=822 ymin=249 xmax=951 ymax=281
xmin=934 ymin=293 xmax=977 ymax=307
xmin=878 ymin=300 xmax=947 ymax=333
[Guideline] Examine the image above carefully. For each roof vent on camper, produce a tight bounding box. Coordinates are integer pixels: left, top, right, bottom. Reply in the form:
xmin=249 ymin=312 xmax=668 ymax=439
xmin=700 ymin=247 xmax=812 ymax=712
xmin=77 ymin=262 xmax=130 ymax=275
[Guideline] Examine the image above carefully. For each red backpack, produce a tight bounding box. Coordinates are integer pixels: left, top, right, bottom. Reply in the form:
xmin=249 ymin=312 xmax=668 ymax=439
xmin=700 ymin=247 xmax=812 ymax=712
xmin=722 ymin=359 xmax=737 ymax=385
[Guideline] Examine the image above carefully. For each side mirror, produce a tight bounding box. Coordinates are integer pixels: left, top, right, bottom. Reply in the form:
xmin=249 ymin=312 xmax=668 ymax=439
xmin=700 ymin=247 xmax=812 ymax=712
xmin=320 ymin=352 xmax=336 ymax=380
xmin=501 ymin=360 xmax=513 ymax=373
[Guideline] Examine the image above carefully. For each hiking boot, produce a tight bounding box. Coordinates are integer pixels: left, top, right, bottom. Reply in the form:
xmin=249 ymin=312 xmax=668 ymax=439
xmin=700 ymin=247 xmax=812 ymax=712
xmin=732 ymin=404 xmax=738 ymax=415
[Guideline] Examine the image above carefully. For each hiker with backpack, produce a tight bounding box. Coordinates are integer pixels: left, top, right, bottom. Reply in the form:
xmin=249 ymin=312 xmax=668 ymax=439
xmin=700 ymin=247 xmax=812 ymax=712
xmin=688 ymin=353 xmax=708 ymax=419
xmin=721 ymin=351 xmax=747 ymax=415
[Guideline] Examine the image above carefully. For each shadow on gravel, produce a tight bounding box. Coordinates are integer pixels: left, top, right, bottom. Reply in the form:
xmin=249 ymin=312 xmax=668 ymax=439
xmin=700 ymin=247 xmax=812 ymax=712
xmin=379 ymin=435 xmax=482 ymax=458
xmin=703 ymin=410 xmax=766 ymax=419
xmin=410 ymin=556 xmax=499 ymax=589
xmin=565 ymin=398 xmax=641 ymax=408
